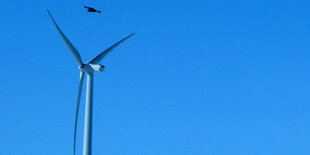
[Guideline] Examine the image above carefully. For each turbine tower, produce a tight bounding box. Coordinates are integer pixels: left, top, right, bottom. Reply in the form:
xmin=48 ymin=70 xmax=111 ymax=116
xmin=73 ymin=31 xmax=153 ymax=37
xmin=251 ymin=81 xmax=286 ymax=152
xmin=47 ymin=10 xmax=134 ymax=155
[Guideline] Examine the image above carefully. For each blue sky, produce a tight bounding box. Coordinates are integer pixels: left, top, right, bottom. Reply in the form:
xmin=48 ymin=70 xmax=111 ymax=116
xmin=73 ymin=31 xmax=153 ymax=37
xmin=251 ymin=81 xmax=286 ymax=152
xmin=0 ymin=0 xmax=310 ymax=154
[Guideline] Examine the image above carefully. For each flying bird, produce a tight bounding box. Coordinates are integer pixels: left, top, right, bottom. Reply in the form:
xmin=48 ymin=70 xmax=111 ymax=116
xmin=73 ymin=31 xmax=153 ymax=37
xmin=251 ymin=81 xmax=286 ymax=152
xmin=84 ymin=6 xmax=102 ymax=13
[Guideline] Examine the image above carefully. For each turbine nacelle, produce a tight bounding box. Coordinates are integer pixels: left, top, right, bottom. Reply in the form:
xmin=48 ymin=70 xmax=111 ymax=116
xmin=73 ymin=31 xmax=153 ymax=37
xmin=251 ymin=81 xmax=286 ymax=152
xmin=80 ymin=64 xmax=105 ymax=72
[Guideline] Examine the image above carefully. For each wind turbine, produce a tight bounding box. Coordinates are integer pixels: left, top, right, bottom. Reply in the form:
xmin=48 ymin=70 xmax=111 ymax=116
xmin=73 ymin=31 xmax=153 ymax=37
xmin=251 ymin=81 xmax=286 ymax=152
xmin=47 ymin=10 xmax=134 ymax=155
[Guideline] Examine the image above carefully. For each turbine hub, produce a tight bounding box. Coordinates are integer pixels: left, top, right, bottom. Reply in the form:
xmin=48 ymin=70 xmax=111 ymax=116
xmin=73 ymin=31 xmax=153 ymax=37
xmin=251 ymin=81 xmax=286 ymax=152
xmin=80 ymin=64 xmax=105 ymax=72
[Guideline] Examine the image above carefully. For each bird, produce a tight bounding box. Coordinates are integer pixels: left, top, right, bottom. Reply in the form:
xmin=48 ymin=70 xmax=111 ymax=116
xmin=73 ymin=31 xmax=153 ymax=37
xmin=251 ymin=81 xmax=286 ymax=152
xmin=84 ymin=6 xmax=101 ymax=13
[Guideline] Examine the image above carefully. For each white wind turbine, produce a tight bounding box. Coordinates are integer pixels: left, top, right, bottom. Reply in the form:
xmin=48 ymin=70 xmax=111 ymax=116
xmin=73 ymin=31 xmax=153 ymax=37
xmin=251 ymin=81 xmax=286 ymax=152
xmin=47 ymin=10 xmax=134 ymax=155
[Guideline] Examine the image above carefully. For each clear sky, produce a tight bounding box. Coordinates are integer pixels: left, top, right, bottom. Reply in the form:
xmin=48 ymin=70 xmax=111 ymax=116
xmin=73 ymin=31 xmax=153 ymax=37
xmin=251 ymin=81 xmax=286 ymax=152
xmin=0 ymin=0 xmax=309 ymax=154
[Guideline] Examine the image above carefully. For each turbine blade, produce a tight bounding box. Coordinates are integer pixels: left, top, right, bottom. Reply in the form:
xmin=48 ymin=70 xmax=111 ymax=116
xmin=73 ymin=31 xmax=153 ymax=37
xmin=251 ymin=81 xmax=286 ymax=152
xmin=87 ymin=33 xmax=135 ymax=64
xmin=47 ymin=10 xmax=84 ymax=67
xmin=73 ymin=71 xmax=85 ymax=155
